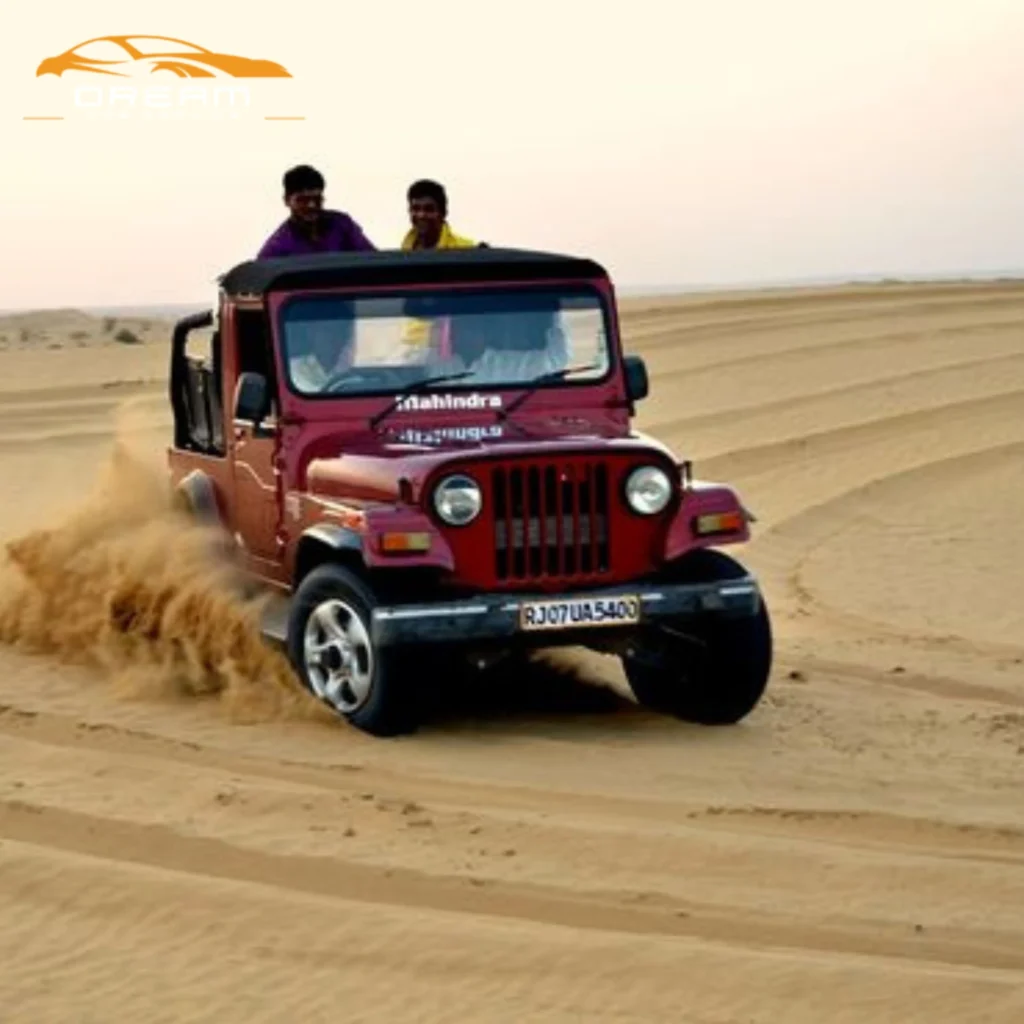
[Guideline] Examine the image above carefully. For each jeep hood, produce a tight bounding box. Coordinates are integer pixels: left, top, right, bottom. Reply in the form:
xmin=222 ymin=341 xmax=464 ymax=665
xmin=302 ymin=410 xmax=677 ymax=504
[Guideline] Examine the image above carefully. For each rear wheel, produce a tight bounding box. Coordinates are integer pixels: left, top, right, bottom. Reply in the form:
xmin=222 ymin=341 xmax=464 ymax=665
xmin=286 ymin=563 xmax=420 ymax=737
xmin=621 ymin=549 xmax=773 ymax=725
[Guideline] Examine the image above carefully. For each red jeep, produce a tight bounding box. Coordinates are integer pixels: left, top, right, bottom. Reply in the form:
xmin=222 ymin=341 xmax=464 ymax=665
xmin=168 ymin=247 xmax=772 ymax=736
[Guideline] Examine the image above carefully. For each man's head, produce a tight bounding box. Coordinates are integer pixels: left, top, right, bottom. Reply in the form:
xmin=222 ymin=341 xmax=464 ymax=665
xmin=291 ymin=316 xmax=355 ymax=379
xmin=310 ymin=320 xmax=353 ymax=372
xmin=446 ymin=312 xmax=494 ymax=366
xmin=407 ymin=179 xmax=447 ymax=246
xmin=283 ymin=164 xmax=325 ymax=223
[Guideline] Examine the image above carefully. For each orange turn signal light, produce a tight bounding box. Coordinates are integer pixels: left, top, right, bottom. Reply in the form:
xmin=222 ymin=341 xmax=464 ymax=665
xmin=693 ymin=511 xmax=745 ymax=536
xmin=379 ymin=531 xmax=431 ymax=553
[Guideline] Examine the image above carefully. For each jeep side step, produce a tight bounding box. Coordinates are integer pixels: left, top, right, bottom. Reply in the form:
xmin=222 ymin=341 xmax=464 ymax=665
xmin=259 ymin=592 xmax=291 ymax=646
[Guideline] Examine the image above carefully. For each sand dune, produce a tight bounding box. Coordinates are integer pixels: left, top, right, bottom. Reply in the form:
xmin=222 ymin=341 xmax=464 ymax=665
xmin=0 ymin=282 xmax=1022 ymax=1022
xmin=0 ymin=308 xmax=173 ymax=354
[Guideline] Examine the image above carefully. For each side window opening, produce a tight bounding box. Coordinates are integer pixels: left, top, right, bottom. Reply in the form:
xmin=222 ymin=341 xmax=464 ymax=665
xmin=181 ymin=318 xmax=225 ymax=456
xmin=235 ymin=306 xmax=279 ymax=421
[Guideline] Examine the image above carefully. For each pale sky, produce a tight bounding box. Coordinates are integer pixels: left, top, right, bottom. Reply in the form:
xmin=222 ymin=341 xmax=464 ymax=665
xmin=3 ymin=0 xmax=1024 ymax=308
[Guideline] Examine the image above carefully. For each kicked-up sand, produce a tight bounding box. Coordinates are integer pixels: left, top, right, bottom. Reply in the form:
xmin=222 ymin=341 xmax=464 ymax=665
xmin=0 ymin=281 xmax=1022 ymax=1023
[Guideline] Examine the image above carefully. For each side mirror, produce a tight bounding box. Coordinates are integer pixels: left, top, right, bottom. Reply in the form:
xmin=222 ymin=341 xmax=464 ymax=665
xmin=623 ymin=354 xmax=649 ymax=403
xmin=234 ymin=371 xmax=270 ymax=426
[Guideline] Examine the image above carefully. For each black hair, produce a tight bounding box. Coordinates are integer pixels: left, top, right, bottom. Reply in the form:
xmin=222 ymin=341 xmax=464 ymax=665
xmin=407 ymin=178 xmax=447 ymax=217
xmin=283 ymin=164 xmax=325 ymax=196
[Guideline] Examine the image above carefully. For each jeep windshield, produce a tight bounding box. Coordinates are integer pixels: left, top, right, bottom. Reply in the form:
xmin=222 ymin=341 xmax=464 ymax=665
xmin=276 ymin=284 xmax=612 ymax=401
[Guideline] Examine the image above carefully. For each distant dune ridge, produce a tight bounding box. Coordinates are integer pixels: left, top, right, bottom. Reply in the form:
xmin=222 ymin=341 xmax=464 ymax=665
xmin=0 ymin=279 xmax=1022 ymax=1024
xmin=0 ymin=307 xmax=177 ymax=351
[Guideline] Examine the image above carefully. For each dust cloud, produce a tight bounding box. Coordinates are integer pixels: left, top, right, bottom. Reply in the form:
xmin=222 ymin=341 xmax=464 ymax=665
xmin=0 ymin=418 xmax=320 ymax=724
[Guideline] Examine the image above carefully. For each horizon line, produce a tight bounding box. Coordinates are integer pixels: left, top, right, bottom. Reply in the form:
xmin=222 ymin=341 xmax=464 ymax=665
xmin=3 ymin=268 xmax=1023 ymax=317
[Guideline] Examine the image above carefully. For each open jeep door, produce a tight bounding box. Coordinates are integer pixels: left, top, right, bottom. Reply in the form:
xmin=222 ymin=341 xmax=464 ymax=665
xmin=225 ymin=303 xmax=287 ymax=574
xmin=168 ymin=308 xmax=233 ymax=524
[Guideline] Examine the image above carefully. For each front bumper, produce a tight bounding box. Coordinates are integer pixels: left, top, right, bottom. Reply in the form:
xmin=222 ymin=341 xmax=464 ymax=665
xmin=369 ymin=576 xmax=762 ymax=647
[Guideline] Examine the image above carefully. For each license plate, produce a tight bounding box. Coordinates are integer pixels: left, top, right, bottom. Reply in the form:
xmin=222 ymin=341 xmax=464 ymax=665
xmin=519 ymin=594 xmax=641 ymax=631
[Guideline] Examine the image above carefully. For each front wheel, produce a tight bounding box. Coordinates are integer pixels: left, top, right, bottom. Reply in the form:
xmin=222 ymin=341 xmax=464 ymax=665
xmin=286 ymin=563 xmax=420 ymax=737
xmin=621 ymin=550 xmax=773 ymax=725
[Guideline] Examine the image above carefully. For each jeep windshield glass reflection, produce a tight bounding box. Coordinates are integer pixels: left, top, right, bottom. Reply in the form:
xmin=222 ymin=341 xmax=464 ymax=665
xmin=278 ymin=285 xmax=611 ymax=398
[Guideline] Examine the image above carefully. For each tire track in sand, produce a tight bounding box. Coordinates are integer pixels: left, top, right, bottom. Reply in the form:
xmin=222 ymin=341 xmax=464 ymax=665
xmin=2 ymin=700 xmax=1022 ymax=866
xmin=3 ymin=797 xmax=1023 ymax=974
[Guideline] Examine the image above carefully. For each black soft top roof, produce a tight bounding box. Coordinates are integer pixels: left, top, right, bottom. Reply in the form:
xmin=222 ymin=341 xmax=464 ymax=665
xmin=218 ymin=246 xmax=609 ymax=298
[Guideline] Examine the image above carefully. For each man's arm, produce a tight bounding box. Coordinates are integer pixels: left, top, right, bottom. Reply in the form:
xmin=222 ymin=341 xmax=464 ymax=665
xmin=256 ymin=227 xmax=290 ymax=260
xmin=345 ymin=215 xmax=377 ymax=251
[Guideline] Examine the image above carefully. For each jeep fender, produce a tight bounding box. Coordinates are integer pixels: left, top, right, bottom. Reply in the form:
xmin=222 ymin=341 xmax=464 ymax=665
xmin=293 ymin=516 xmax=457 ymax=583
xmin=662 ymin=479 xmax=751 ymax=561
xmin=294 ymin=524 xmax=365 ymax=583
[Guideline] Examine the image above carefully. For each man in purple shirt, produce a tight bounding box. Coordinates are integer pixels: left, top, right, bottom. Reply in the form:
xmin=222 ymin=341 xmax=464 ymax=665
xmin=257 ymin=164 xmax=376 ymax=258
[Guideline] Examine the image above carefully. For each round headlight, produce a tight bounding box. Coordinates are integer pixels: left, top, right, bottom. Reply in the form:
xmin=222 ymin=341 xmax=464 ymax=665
xmin=625 ymin=465 xmax=673 ymax=515
xmin=433 ymin=473 xmax=483 ymax=525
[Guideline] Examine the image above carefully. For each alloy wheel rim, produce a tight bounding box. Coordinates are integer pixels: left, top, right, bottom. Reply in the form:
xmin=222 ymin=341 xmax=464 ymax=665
xmin=302 ymin=598 xmax=374 ymax=714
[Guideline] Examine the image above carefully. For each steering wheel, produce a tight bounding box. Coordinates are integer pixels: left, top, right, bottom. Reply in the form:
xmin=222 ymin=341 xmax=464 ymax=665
xmin=320 ymin=369 xmax=369 ymax=392
xmin=319 ymin=366 xmax=409 ymax=394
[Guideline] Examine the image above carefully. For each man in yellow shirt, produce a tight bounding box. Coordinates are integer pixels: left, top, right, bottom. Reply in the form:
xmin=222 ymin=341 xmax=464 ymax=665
xmin=401 ymin=179 xmax=476 ymax=250
xmin=399 ymin=179 xmax=479 ymax=357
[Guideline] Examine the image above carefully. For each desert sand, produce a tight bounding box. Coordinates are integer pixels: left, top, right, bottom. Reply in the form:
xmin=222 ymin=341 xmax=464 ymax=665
xmin=0 ymin=281 xmax=1022 ymax=1023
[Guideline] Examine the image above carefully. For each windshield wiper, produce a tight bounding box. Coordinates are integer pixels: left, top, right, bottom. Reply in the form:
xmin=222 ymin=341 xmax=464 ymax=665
xmin=368 ymin=370 xmax=477 ymax=429
xmin=496 ymin=363 xmax=601 ymax=420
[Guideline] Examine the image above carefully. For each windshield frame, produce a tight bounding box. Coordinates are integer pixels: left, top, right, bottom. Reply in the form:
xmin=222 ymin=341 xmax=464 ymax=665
xmin=269 ymin=278 xmax=619 ymax=406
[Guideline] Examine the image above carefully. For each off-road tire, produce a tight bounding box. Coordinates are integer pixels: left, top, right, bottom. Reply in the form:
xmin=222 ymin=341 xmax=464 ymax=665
xmin=622 ymin=549 xmax=772 ymax=725
xmin=286 ymin=562 xmax=420 ymax=737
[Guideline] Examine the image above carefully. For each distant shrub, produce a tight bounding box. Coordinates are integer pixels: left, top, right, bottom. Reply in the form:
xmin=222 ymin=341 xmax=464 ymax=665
xmin=114 ymin=327 xmax=142 ymax=345
xmin=104 ymin=317 xmax=116 ymax=332
xmin=70 ymin=330 xmax=89 ymax=340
